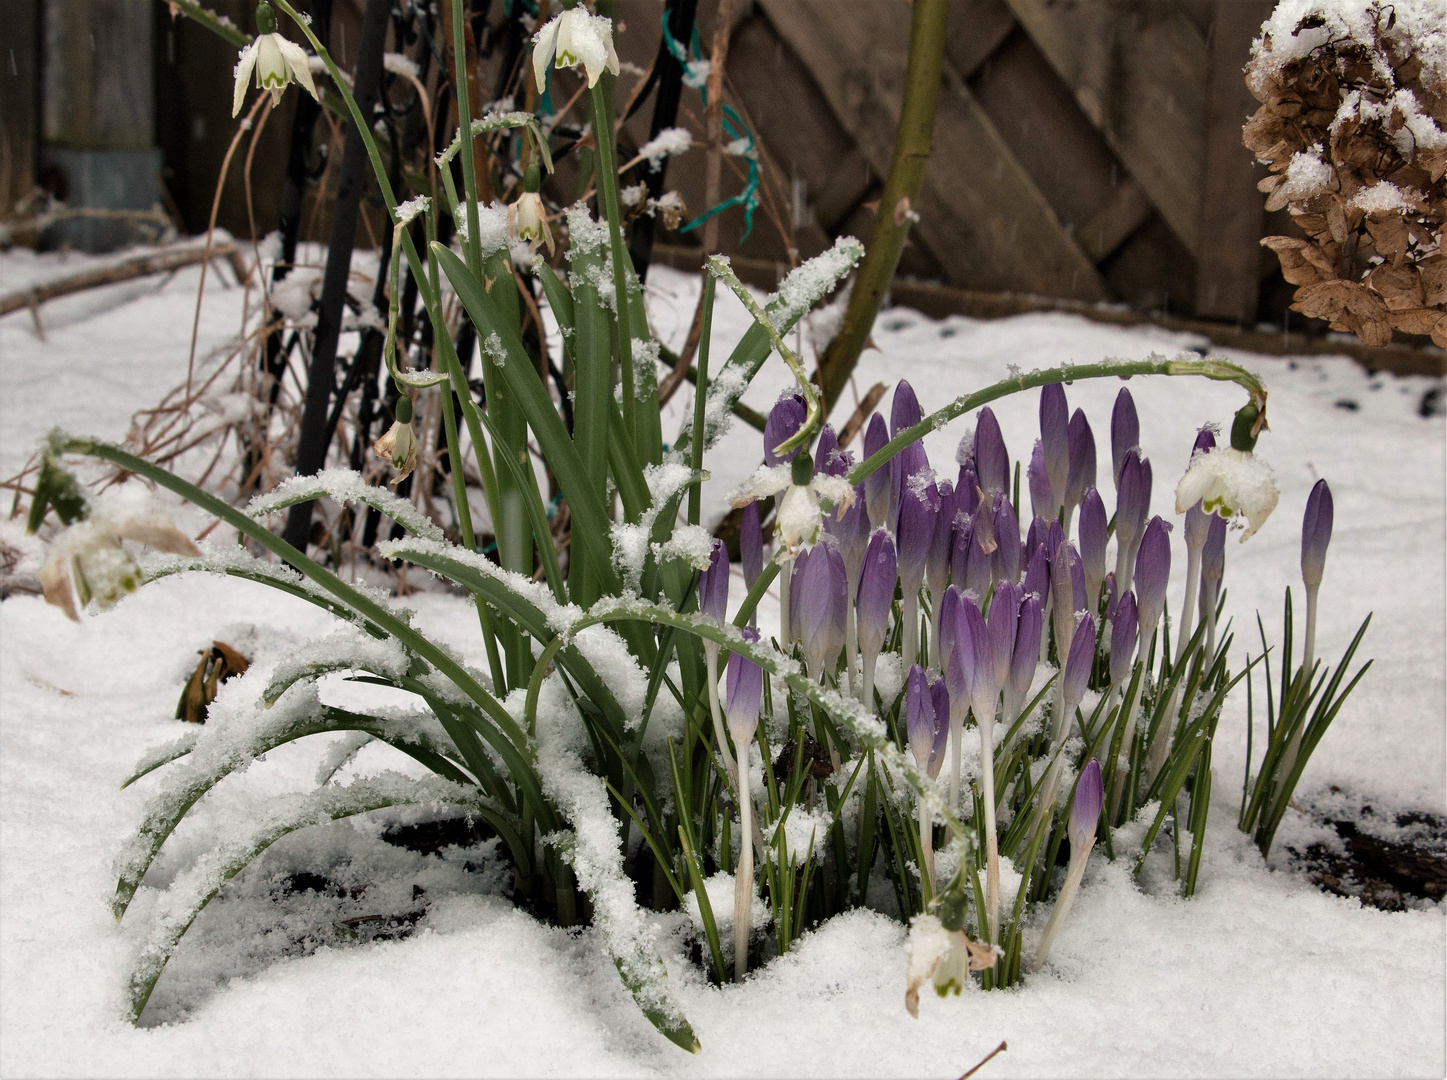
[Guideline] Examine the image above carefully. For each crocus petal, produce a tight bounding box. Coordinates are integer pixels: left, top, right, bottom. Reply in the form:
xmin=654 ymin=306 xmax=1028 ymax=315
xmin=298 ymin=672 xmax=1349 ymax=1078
xmin=1110 ymin=589 xmax=1138 ymax=686
xmin=1112 ymin=388 xmax=1139 ymax=488
xmin=1040 ymin=383 xmax=1069 ymax=511
xmin=1065 ymin=409 xmax=1096 ymax=510
xmin=1301 ymin=479 xmax=1333 ymax=587
xmin=974 ymin=407 xmax=1009 ymax=494
xmin=1134 ymin=517 xmax=1172 ymax=637
xmin=906 ymin=665 xmax=934 ymax=768
xmin=1009 ymin=593 xmax=1042 ymax=705
xmin=863 ymin=414 xmax=891 ymax=529
xmin=1069 ymin=759 xmax=1104 ymax=850
xmin=856 ymin=529 xmax=898 ymax=661
xmin=232 ymin=42 xmax=259 ymax=116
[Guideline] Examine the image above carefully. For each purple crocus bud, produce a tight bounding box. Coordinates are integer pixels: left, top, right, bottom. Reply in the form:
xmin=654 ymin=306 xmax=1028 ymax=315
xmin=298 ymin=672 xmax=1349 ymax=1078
xmin=832 ymin=485 xmax=870 ymax=585
xmin=1199 ymin=514 xmax=1227 ymax=626
xmin=1078 ymin=487 xmax=1107 ymax=603
xmin=1028 ymin=440 xmax=1053 ymax=523
xmin=889 ymin=382 xmax=928 ymax=529
xmin=823 ymin=543 xmax=848 ymax=671
xmin=989 ymin=581 xmax=1020 ymax=689
xmin=1065 ymin=409 xmax=1096 ymax=513
xmin=1112 ymin=388 xmax=1139 ymax=488
xmin=863 ymin=413 xmax=892 ymax=530
xmin=1134 ymin=516 xmax=1172 ymax=640
xmin=906 ymin=665 xmax=935 ymax=769
xmin=944 ymin=595 xmax=976 ymax=704
xmin=1040 ymin=384 xmax=1070 ymax=514
xmin=764 ymin=390 xmax=806 ymax=467
xmin=926 ymin=480 xmax=957 ymax=599
xmin=892 ymin=380 xmax=923 ymax=435
xmin=964 ymin=596 xmax=997 ymax=723
xmin=699 ymin=538 xmax=729 ymax=625
xmin=1069 ymin=758 xmax=1104 ymax=851
xmin=1046 ymin=518 xmax=1065 ymax=565
xmin=1301 ymin=479 xmax=1333 ymax=588
xmin=1115 ymin=448 xmax=1151 ymax=557
xmin=896 ymin=472 xmax=939 ymax=597
xmin=1024 ymin=516 xmax=1049 ymax=568
xmin=974 ymin=407 xmax=1010 ymax=494
xmin=1183 ymin=428 xmax=1216 ymax=550
xmin=956 ymin=470 xmax=980 ymax=516
xmin=1110 ymin=589 xmax=1138 ymax=686
xmin=928 ymin=677 xmax=951 ymax=778
xmin=1051 ymin=542 xmax=1082 ymax=657
xmin=950 ymin=514 xmax=972 ymax=594
xmin=856 ymin=529 xmax=897 ymax=664
xmin=938 ymin=585 xmax=964 ymax=673
xmin=816 ymin=424 xmax=849 ymax=478
xmin=1009 ymin=593 xmax=1043 ymax=706
xmin=724 ymin=626 xmax=764 ymax=743
xmin=796 ymin=543 xmax=847 ymax=677
xmin=1023 ymin=543 xmax=1048 ymax=604
xmin=992 ymin=494 xmax=1021 ymax=585
xmin=1105 ymin=571 xmax=1118 ymax=622
xmin=740 ymin=500 xmax=763 ymax=592
xmin=1062 ymin=615 xmax=1096 ymax=718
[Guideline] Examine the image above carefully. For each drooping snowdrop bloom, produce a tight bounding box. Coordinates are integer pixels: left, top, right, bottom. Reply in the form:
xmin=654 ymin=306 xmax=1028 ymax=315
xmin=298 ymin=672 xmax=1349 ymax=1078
xmin=973 ymin=406 xmax=1010 ymax=495
xmin=1174 ymin=404 xmax=1279 ymax=541
xmin=373 ymin=395 xmax=418 ymax=484
xmin=531 ymin=6 xmax=620 ymax=90
xmin=730 ymin=451 xmax=855 ymax=556
xmin=1033 ymin=759 xmax=1103 ymax=968
xmin=232 ymin=3 xmax=318 ymax=117
xmin=1111 ymin=388 xmax=1139 ymax=488
xmin=905 ymin=913 xmax=999 ymax=1017
xmin=40 ymin=506 xmax=200 ymax=621
xmin=509 ymin=191 xmax=553 ymax=255
xmin=723 ymin=626 xmax=763 ymax=982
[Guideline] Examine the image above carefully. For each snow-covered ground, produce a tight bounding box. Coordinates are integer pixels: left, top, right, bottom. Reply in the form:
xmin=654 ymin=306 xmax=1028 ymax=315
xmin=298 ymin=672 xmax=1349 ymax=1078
xmin=1 ymin=251 xmax=1443 ymax=1077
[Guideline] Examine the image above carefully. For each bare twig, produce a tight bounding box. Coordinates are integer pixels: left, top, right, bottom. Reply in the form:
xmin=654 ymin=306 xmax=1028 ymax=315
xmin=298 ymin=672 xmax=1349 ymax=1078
xmin=958 ymin=1040 xmax=1008 ymax=1080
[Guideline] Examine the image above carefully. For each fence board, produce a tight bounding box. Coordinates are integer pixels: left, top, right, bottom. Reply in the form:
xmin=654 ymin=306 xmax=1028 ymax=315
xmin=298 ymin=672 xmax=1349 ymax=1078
xmin=758 ymin=0 xmax=1108 ymax=299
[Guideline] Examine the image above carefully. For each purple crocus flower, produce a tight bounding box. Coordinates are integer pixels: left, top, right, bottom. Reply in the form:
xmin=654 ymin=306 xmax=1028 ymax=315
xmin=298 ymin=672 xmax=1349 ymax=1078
xmin=863 ymin=413 xmax=892 ymax=530
xmin=944 ymin=597 xmax=976 ymax=706
xmin=1028 ymin=441 xmax=1053 ymax=523
xmin=896 ymin=471 xmax=938 ymax=599
xmin=1078 ymin=487 xmax=1107 ymax=604
xmin=1040 ymin=384 xmax=1070 ymax=516
xmin=1023 ymin=543 xmax=1048 ymax=604
xmin=974 ymin=407 xmax=1010 ymax=494
xmin=962 ymin=596 xmax=996 ymax=724
xmin=1009 ymin=592 xmax=1043 ymax=709
xmin=1183 ymin=428 xmax=1216 ymax=551
xmin=764 ymin=390 xmax=806 ymax=467
xmin=793 ymin=542 xmax=847 ymax=678
xmin=892 ymin=379 xmax=923 ymax=434
xmin=937 ymin=584 xmax=964 ymax=672
xmin=1065 ymin=409 xmax=1096 ymax=515
xmin=1024 ymin=516 xmax=1049 ymax=569
xmin=956 ymin=468 xmax=980 ymax=517
xmin=1062 ymin=615 xmax=1096 ymax=721
xmin=740 ymin=499 xmax=763 ymax=593
xmin=816 ymin=424 xmax=849 ymax=478
xmin=889 ymin=382 xmax=928 ymax=530
xmin=992 ymin=494 xmax=1021 ymax=585
xmin=1105 ymin=571 xmax=1118 ymax=622
xmin=1050 ymin=541 xmax=1083 ymax=658
xmin=1134 ymin=516 xmax=1172 ymax=641
xmin=1301 ymin=479 xmax=1333 ymax=589
xmin=926 ymin=479 xmax=957 ymax=600
xmin=856 ymin=529 xmax=897 ymax=667
xmin=906 ymin=665 xmax=936 ymax=770
xmin=1112 ymin=388 xmax=1139 ymax=488
xmin=989 ymin=581 xmax=1020 ymax=689
xmin=927 ymin=677 xmax=951 ymax=778
xmin=724 ymin=626 xmax=764 ymax=743
xmin=1069 ymin=758 xmax=1104 ymax=850
xmin=699 ymin=538 xmax=729 ymax=625
xmin=1110 ymin=589 xmax=1138 ymax=686
xmin=1046 ymin=518 xmax=1065 ymax=566
xmin=1115 ymin=448 xmax=1152 ymax=587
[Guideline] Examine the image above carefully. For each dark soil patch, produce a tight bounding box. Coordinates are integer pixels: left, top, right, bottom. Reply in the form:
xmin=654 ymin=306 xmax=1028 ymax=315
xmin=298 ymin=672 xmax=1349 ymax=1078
xmin=1289 ymin=792 xmax=1447 ymax=911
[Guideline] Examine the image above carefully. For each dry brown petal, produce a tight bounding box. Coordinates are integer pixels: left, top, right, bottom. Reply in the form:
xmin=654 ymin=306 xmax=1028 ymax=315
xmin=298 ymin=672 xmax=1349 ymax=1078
xmin=1367 ymin=264 xmax=1424 ymax=310
xmin=1326 ymin=200 xmax=1349 ymax=245
xmin=1366 ymin=213 xmax=1412 ymax=263
xmin=1261 ymin=237 xmax=1328 ymax=286
xmin=1388 ymin=308 xmax=1447 ymax=337
xmin=1418 ymin=258 xmax=1447 ymax=307
xmin=113 ymin=516 xmax=202 ymax=556
xmin=1293 ymin=279 xmax=1358 ymax=322
xmin=38 ymin=556 xmax=78 ymax=622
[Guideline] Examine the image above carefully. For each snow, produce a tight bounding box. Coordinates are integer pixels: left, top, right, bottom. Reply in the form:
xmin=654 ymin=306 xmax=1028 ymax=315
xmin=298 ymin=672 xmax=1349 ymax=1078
xmin=637 ymin=128 xmax=692 ymax=169
xmin=2 ymin=244 xmax=1445 ymax=1076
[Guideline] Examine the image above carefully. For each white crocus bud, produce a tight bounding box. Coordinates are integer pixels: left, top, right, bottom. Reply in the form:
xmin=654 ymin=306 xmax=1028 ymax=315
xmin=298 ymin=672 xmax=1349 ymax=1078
xmin=232 ymin=3 xmax=320 ymax=117
xmin=374 ymin=395 xmax=418 ymax=485
xmin=531 ymin=8 xmax=620 ymax=90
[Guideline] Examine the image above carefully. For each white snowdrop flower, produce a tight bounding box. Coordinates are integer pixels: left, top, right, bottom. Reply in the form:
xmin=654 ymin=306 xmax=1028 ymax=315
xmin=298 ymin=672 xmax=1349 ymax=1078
xmin=1174 ymin=404 xmax=1279 ymax=541
xmin=509 ymin=191 xmax=554 ymax=255
xmin=729 ymin=453 xmax=854 ymax=555
xmin=373 ymin=396 xmax=418 ymax=485
xmin=531 ymin=8 xmax=619 ymax=91
xmin=40 ymin=511 xmax=200 ymax=622
xmin=232 ymin=3 xmax=319 ymax=117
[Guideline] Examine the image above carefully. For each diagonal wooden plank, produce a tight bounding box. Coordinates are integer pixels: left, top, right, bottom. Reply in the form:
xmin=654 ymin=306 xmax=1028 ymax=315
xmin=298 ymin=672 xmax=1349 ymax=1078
xmin=1003 ymin=0 xmax=1208 ymax=256
xmin=758 ymin=0 xmax=1109 ymax=300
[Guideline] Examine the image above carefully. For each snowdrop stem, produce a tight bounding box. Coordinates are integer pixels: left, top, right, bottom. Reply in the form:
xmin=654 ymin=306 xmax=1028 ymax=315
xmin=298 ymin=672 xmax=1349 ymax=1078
xmin=903 ymin=592 xmax=920 ymax=668
xmin=734 ymin=763 xmax=754 ymax=982
xmin=1032 ymin=841 xmax=1094 ymax=969
xmin=705 ymin=645 xmax=738 ymax=790
xmin=589 ymin=80 xmax=637 ymax=442
xmin=918 ymin=799 xmax=935 ymax=897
